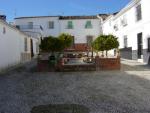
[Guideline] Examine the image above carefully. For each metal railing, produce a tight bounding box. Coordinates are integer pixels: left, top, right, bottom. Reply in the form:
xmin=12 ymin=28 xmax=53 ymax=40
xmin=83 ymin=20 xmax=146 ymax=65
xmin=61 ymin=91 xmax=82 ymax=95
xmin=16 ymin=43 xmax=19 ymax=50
xmin=16 ymin=25 xmax=43 ymax=30
xmin=16 ymin=25 xmax=43 ymax=38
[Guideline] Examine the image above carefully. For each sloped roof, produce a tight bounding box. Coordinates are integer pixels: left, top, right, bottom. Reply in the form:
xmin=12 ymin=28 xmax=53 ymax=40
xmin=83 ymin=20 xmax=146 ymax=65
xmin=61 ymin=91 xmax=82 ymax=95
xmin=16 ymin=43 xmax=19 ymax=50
xmin=15 ymin=14 xmax=110 ymax=20
xmin=59 ymin=15 xmax=98 ymax=20
xmin=98 ymin=14 xmax=110 ymax=20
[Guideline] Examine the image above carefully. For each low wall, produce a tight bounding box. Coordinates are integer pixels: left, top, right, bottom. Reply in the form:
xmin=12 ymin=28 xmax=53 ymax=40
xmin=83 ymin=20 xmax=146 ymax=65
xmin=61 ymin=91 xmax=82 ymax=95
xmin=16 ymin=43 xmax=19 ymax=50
xmin=60 ymin=64 xmax=96 ymax=72
xmin=37 ymin=56 xmax=121 ymax=72
xmin=37 ymin=60 xmax=56 ymax=72
xmin=95 ymin=56 xmax=121 ymax=70
xmin=120 ymin=47 xmax=132 ymax=60
xmin=21 ymin=53 xmax=31 ymax=62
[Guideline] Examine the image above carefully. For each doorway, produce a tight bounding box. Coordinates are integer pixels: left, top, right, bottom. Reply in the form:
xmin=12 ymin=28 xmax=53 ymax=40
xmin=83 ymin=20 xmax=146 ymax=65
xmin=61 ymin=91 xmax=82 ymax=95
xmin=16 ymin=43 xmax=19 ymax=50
xmin=30 ymin=39 xmax=34 ymax=58
xmin=137 ymin=33 xmax=143 ymax=59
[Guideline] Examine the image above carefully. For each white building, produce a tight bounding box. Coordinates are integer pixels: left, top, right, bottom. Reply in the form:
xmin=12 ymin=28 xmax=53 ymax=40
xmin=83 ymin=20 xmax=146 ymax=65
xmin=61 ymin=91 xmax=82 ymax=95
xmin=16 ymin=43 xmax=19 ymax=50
xmin=14 ymin=15 xmax=108 ymax=52
xmin=103 ymin=0 xmax=150 ymax=64
xmin=0 ymin=17 xmax=39 ymax=70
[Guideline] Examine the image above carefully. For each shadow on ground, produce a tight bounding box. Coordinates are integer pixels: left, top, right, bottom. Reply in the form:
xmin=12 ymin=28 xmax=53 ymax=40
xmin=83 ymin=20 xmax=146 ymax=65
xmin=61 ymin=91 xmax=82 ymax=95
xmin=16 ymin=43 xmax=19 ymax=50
xmin=31 ymin=104 xmax=90 ymax=113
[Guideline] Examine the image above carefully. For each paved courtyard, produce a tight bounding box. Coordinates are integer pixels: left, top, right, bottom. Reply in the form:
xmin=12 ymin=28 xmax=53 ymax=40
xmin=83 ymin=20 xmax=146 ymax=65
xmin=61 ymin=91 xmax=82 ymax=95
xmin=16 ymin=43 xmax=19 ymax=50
xmin=0 ymin=59 xmax=150 ymax=113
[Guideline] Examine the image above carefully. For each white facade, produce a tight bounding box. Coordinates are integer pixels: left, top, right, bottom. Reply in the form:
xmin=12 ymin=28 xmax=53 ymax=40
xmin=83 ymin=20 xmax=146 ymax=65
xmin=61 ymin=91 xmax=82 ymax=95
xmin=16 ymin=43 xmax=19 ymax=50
xmin=14 ymin=0 xmax=150 ymax=64
xmin=15 ymin=16 xmax=60 ymax=37
xmin=103 ymin=0 xmax=150 ymax=64
xmin=0 ymin=19 xmax=39 ymax=70
xmin=60 ymin=19 xmax=101 ymax=43
xmin=15 ymin=16 xmax=103 ymax=44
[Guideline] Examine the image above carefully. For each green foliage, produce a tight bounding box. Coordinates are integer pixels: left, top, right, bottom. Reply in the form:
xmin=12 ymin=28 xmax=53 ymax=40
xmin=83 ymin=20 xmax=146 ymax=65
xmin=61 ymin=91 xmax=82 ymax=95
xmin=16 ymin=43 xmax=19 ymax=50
xmin=92 ymin=35 xmax=106 ymax=52
xmin=39 ymin=33 xmax=73 ymax=52
xmin=105 ymin=34 xmax=119 ymax=51
xmin=92 ymin=34 xmax=119 ymax=56
xmin=58 ymin=33 xmax=73 ymax=49
xmin=40 ymin=36 xmax=63 ymax=52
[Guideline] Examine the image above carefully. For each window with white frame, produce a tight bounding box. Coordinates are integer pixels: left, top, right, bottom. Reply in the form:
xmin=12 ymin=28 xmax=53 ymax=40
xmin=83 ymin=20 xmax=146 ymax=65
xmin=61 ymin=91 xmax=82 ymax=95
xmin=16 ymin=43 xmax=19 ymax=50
xmin=136 ymin=4 xmax=142 ymax=21
xmin=121 ymin=15 xmax=128 ymax=26
xmin=124 ymin=35 xmax=128 ymax=48
xmin=48 ymin=21 xmax=54 ymax=29
xmin=28 ymin=22 xmax=33 ymax=29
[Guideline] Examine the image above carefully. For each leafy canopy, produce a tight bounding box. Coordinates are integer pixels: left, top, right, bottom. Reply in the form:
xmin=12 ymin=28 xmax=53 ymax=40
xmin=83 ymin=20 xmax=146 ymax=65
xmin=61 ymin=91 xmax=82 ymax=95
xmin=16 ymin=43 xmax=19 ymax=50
xmin=92 ymin=34 xmax=119 ymax=52
xmin=39 ymin=33 xmax=73 ymax=52
xmin=58 ymin=33 xmax=73 ymax=49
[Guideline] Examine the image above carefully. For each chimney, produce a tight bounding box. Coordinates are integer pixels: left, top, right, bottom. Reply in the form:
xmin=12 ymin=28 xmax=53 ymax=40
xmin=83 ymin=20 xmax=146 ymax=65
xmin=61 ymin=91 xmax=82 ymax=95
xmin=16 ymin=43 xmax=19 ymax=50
xmin=0 ymin=15 xmax=6 ymax=21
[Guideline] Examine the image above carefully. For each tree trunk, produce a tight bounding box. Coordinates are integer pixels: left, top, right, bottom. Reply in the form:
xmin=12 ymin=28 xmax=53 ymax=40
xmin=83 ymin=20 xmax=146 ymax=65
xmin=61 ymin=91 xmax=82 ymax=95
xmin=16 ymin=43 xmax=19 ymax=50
xmin=102 ymin=51 xmax=104 ymax=57
xmin=106 ymin=51 xmax=108 ymax=57
xmin=91 ymin=47 xmax=94 ymax=58
xmin=96 ymin=52 xmax=99 ymax=56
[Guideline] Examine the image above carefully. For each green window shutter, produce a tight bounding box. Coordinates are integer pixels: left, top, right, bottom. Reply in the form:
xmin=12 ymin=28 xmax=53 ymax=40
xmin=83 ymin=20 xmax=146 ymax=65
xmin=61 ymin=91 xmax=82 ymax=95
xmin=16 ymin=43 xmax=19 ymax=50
xmin=67 ymin=21 xmax=73 ymax=29
xmin=85 ymin=21 xmax=92 ymax=29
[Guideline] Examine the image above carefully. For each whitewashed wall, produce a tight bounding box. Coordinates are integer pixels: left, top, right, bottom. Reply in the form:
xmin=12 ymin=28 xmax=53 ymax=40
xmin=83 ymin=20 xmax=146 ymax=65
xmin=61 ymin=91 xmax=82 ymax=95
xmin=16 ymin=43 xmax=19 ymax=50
xmin=15 ymin=17 xmax=102 ymax=43
xmin=103 ymin=0 xmax=150 ymax=63
xmin=15 ymin=17 xmax=60 ymax=37
xmin=0 ymin=20 xmax=39 ymax=70
xmin=60 ymin=19 xmax=101 ymax=43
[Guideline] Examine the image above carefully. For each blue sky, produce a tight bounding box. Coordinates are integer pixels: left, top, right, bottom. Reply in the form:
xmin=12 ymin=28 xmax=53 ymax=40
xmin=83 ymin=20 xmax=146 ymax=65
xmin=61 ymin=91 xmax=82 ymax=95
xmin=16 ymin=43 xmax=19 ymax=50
xmin=0 ymin=0 xmax=130 ymax=22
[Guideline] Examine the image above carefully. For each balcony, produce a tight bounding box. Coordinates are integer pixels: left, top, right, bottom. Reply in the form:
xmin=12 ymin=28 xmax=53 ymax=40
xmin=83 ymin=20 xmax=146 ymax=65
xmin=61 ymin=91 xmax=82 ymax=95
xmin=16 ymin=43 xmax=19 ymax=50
xmin=16 ymin=25 xmax=43 ymax=38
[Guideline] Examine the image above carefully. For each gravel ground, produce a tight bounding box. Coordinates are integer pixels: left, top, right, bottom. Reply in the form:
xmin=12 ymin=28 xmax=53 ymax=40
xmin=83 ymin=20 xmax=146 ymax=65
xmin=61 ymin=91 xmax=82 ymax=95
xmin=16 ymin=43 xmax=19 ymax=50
xmin=0 ymin=60 xmax=150 ymax=113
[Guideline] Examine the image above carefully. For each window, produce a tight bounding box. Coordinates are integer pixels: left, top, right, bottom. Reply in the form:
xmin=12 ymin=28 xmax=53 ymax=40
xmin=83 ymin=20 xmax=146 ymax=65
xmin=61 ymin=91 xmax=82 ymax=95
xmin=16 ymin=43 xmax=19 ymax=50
xmin=85 ymin=21 xmax=92 ymax=29
xmin=3 ymin=27 xmax=6 ymax=34
xmin=114 ymin=24 xmax=118 ymax=31
xmin=87 ymin=36 xmax=93 ymax=47
xmin=67 ymin=21 xmax=73 ymax=29
xmin=28 ymin=22 xmax=33 ymax=29
xmin=109 ymin=20 xmax=111 ymax=26
xmin=48 ymin=21 xmax=54 ymax=29
xmin=148 ymin=38 xmax=150 ymax=52
xmin=121 ymin=15 xmax=128 ymax=26
xmin=124 ymin=35 xmax=128 ymax=48
xmin=36 ymin=42 xmax=39 ymax=53
xmin=24 ymin=38 xmax=28 ymax=52
xmin=136 ymin=4 xmax=142 ymax=21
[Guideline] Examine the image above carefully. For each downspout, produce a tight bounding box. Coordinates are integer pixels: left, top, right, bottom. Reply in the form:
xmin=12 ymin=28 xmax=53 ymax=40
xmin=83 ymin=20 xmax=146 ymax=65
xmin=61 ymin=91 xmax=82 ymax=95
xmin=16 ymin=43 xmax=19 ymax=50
xmin=97 ymin=15 xmax=104 ymax=35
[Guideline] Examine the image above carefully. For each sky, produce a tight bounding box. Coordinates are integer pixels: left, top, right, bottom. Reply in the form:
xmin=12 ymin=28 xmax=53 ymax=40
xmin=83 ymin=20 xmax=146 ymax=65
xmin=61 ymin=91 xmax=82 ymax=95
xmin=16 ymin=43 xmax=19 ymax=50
xmin=0 ymin=0 xmax=130 ymax=22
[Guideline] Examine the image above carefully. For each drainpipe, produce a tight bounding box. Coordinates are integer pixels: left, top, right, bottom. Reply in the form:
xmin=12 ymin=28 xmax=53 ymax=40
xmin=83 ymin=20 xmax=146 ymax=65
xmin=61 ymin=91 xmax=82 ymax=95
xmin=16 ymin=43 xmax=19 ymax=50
xmin=97 ymin=15 xmax=103 ymax=35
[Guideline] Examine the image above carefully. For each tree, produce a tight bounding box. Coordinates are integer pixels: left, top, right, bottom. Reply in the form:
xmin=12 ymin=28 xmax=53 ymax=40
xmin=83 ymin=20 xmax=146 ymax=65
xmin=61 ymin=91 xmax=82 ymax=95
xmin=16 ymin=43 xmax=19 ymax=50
xmin=92 ymin=34 xmax=119 ymax=57
xmin=92 ymin=35 xmax=106 ymax=56
xmin=58 ymin=33 xmax=73 ymax=49
xmin=105 ymin=35 xmax=119 ymax=56
xmin=39 ymin=36 xmax=64 ymax=53
xmin=39 ymin=33 xmax=73 ymax=53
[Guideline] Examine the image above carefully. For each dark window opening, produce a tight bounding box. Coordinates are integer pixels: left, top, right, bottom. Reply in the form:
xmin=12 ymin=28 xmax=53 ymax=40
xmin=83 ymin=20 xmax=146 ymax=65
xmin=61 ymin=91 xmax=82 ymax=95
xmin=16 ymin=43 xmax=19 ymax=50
xmin=87 ymin=36 xmax=93 ymax=47
xmin=124 ymin=35 xmax=128 ymax=48
xmin=136 ymin=4 xmax=142 ymax=21
xmin=148 ymin=38 xmax=150 ymax=52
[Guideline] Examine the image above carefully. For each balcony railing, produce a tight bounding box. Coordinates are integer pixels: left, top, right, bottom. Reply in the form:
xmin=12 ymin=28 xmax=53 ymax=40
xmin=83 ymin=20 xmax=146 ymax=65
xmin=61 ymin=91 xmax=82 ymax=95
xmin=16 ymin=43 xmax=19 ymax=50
xmin=16 ymin=25 xmax=43 ymax=30
xmin=16 ymin=25 xmax=43 ymax=38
